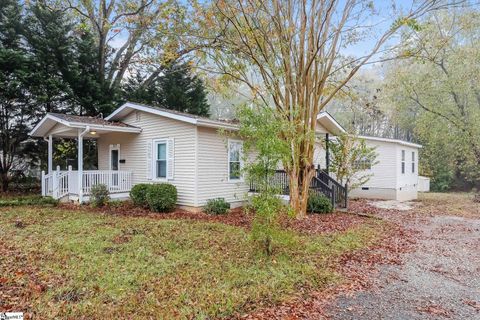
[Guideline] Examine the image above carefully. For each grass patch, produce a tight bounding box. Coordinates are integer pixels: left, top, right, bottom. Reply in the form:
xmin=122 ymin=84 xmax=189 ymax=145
xmin=0 ymin=195 xmax=57 ymax=207
xmin=418 ymin=192 xmax=479 ymax=217
xmin=0 ymin=207 xmax=381 ymax=318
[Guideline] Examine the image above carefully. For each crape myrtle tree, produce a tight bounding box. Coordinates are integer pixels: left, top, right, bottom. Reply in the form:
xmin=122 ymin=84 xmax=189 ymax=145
xmin=206 ymin=0 xmax=458 ymax=218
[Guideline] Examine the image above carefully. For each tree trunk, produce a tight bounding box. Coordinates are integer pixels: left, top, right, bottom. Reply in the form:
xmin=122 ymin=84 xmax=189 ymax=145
xmin=1 ymin=172 xmax=9 ymax=192
xmin=288 ymin=165 xmax=314 ymax=219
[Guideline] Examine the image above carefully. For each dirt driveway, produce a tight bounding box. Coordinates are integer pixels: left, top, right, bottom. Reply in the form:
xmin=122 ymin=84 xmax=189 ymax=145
xmin=326 ymin=193 xmax=480 ymax=319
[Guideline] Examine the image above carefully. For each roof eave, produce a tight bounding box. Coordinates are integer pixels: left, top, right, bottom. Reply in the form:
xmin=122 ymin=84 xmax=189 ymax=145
xmin=197 ymin=119 xmax=239 ymax=131
xmin=316 ymin=112 xmax=346 ymax=135
xmin=357 ymin=135 xmax=423 ymax=148
xmin=29 ymin=114 xmax=142 ymax=138
xmin=106 ymin=102 xmax=198 ymax=124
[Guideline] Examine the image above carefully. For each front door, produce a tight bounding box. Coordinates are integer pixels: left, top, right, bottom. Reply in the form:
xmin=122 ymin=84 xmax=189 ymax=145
xmin=110 ymin=145 xmax=119 ymax=187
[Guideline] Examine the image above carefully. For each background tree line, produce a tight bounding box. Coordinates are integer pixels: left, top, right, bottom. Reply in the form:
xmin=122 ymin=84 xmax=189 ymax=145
xmin=0 ymin=0 xmax=209 ymax=191
xmin=327 ymin=9 xmax=480 ymax=192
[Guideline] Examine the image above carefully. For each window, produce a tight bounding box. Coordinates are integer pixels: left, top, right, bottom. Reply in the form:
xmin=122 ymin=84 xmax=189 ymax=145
xmin=401 ymin=150 xmax=405 ymax=174
xmin=412 ymin=151 xmax=415 ymax=173
xmin=155 ymin=141 xmax=167 ymax=179
xmin=228 ymin=140 xmax=243 ymax=180
xmin=353 ymin=157 xmax=372 ymax=170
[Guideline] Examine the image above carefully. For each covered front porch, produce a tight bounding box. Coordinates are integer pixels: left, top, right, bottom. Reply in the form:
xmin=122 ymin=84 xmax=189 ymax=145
xmin=30 ymin=113 xmax=141 ymax=202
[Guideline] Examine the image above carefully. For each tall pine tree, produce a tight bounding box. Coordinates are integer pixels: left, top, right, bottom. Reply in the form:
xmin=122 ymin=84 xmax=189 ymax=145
xmin=123 ymin=62 xmax=210 ymax=117
xmin=0 ymin=0 xmax=36 ymax=191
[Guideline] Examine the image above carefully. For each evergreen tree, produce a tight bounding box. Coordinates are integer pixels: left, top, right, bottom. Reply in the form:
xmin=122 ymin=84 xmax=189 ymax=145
xmin=23 ymin=2 xmax=116 ymax=117
xmin=0 ymin=0 xmax=35 ymax=191
xmin=123 ymin=62 xmax=210 ymax=117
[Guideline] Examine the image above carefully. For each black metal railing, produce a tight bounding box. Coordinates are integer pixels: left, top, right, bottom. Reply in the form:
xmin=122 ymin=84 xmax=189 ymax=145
xmin=248 ymin=167 xmax=348 ymax=208
xmin=309 ymin=176 xmax=335 ymax=208
xmin=249 ymin=170 xmax=289 ymax=195
xmin=316 ymin=168 xmax=348 ymax=208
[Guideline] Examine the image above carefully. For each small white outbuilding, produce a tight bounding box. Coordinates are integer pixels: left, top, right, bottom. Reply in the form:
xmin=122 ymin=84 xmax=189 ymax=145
xmin=348 ymin=136 xmax=422 ymax=201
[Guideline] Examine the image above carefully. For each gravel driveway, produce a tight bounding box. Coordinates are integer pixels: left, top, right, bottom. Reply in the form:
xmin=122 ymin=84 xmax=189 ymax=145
xmin=326 ymin=199 xmax=480 ymax=319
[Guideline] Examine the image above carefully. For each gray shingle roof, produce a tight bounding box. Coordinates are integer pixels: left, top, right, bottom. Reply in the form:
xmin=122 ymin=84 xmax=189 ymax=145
xmin=48 ymin=113 xmax=138 ymax=128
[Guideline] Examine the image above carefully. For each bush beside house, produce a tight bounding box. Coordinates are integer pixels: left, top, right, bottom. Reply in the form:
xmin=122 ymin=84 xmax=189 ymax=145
xmin=130 ymin=184 xmax=150 ymax=208
xmin=203 ymin=198 xmax=230 ymax=215
xmin=307 ymin=193 xmax=333 ymax=214
xmin=90 ymin=184 xmax=110 ymax=207
xmin=145 ymin=183 xmax=177 ymax=213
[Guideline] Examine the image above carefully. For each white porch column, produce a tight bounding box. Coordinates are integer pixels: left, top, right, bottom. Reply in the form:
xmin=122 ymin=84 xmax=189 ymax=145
xmin=48 ymin=134 xmax=53 ymax=174
xmin=77 ymin=126 xmax=90 ymax=203
xmin=78 ymin=130 xmax=84 ymax=203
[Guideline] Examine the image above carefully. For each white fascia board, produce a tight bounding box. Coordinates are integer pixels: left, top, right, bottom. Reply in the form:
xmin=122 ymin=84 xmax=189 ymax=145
xmin=196 ymin=119 xmax=239 ymax=131
xmin=358 ymin=135 xmax=423 ymax=149
xmin=68 ymin=122 xmax=142 ymax=133
xmin=106 ymin=102 xmax=198 ymax=124
xmin=29 ymin=114 xmax=72 ymax=137
xmin=316 ymin=112 xmax=346 ymax=134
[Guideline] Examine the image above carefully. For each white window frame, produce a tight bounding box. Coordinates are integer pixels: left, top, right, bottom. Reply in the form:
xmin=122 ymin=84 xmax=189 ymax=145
xmin=109 ymin=144 xmax=120 ymax=171
xmin=228 ymin=139 xmax=243 ymax=182
xmin=401 ymin=149 xmax=406 ymax=174
xmin=153 ymin=139 xmax=168 ymax=181
xmin=353 ymin=157 xmax=372 ymax=170
xmin=411 ymin=151 xmax=415 ymax=173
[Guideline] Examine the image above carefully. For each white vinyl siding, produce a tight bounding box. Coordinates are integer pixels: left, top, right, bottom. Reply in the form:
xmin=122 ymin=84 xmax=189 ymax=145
xmin=97 ymin=111 xmax=196 ymax=206
xmin=196 ymin=127 xmax=250 ymax=206
xmin=320 ymin=138 xmax=420 ymax=201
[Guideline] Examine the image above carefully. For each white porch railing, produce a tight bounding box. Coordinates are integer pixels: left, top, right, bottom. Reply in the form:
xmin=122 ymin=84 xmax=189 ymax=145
xmin=42 ymin=167 xmax=133 ymax=200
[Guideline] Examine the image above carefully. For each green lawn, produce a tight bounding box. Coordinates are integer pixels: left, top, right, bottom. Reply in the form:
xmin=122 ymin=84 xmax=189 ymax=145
xmin=0 ymin=207 xmax=381 ymax=319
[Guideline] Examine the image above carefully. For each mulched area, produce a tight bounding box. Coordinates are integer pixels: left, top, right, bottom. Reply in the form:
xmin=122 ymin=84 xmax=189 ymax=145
xmin=58 ymin=201 xmax=372 ymax=235
xmin=59 ymin=202 xmax=254 ymax=228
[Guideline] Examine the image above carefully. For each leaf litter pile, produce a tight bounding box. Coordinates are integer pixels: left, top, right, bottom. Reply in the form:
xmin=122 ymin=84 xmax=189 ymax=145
xmin=0 ymin=199 xmax=418 ymax=319
xmin=239 ymin=200 xmax=418 ymax=319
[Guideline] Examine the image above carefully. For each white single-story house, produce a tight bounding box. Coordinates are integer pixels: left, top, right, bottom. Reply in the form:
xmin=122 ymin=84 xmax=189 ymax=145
xmin=29 ymin=102 xmax=421 ymax=209
xmin=347 ymin=136 xmax=421 ymax=201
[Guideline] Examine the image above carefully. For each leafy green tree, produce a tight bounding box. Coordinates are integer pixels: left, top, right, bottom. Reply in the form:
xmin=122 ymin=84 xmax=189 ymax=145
xmin=329 ymin=134 xmax=378 ymax=190
xmin=236 ymin=104 xmax=292 ymax=255
xmin=123 ymin=62 xmax=210 ymax=117
xmin=52 ymin=0 xmax=217 ymax=110
xmin=383 ymin=9 xmax=480 ymax=190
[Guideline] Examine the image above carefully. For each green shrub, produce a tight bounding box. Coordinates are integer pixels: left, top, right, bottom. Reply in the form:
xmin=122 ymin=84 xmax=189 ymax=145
xmin=145 ymin=183 xmax=177 ymax=213
xmin=0 ymin=195 xmax=57 ymax=207
xmin=203 ymin=198 xmax=230 ymax=215
xmin=249 ymin=192 xmax=287 ymax=256
xmin=307 ymin=193 xmax=333 ymax=214
xmin=90 ymin=184 xmax=110 ymax=207
xmin=130 ymin=184 xmax=150 ymax=208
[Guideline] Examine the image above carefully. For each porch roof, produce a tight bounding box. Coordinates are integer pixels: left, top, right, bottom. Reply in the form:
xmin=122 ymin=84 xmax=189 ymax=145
xmin=29 ymin=113 xmax=142 ymax=138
